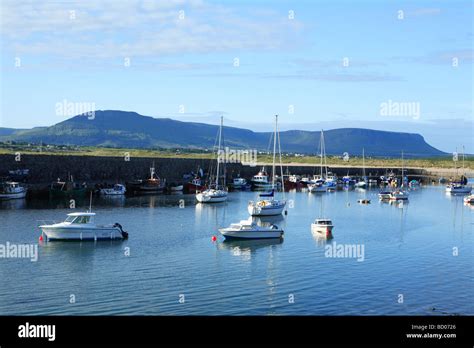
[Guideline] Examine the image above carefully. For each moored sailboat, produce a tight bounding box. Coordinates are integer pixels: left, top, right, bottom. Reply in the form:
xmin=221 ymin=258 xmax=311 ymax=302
xmin=196 ymin=116 xmax=228 ymax=203
xmin=248 ymin=115 xmax=286 ymax=216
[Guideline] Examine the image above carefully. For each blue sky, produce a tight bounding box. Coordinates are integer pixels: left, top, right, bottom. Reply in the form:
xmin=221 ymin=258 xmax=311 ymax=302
xmin=0 ymin=0 xmax=472 ymax=152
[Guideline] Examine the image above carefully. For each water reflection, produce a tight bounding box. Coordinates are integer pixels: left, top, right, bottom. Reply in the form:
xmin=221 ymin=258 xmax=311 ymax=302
xmin=218 ymin=238 xmax=283 ymax=261
xmin=0 ymin=199 xmax=26 ymax=210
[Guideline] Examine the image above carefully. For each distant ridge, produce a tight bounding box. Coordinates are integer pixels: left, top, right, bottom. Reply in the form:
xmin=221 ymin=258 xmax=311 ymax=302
xmin=0 ymin=110 xmax=445 ymax=158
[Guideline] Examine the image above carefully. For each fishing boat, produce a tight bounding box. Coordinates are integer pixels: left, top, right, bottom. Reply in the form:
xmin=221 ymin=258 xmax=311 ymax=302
xmin=184 ymin=176 xmax=206 ymax=194
xmin=99 ymin=184 xmax=126 ymax=195
xmin=127 ymin=163 xmax=166 ymax=194
xmin=248 ymin=115 xmax=286 ymax=216
xmin=325 ymin=173 xmax=338 ymax=187
xmin=342 ymin=174 xmax=356 ymax=186
xmin=39 ymin=212 xmax=128 ymax=241
xmin=0 ymin=182 xmax=27 ymax=200
xmin=50 ymin=176 xmax=87 ymax=198
xmin=231 ymin=177 xmax=250 ymax=190
xmin=311 ymin=219 xmax=333 ymax=239
xmin=196 ymin=116 xmax=228 ymax=203
xmin=308 ymin=130 xmax=329 ymax=193
xmin=464 ymin=195 xmax=474 ymax=204
xmin=219 ymin=219 xmax=284 ymax=239
xmin=250 ymin=167 xmax=274 ymax=190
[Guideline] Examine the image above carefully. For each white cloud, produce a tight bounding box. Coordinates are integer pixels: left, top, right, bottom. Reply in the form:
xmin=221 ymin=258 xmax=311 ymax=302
xmin=1 ymin=0 xmax=303 ymax=58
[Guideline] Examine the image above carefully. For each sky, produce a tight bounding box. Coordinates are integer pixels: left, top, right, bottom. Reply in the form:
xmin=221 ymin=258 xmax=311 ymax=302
xmin=0 ymin=0 xmax=472 ymax=153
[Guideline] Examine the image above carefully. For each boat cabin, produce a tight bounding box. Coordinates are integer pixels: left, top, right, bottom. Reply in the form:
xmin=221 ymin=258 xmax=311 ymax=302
xmin=314 ymin=219 xmax=333 ymax=225
xmin=64 ymin=212 xmax=96 ymax=224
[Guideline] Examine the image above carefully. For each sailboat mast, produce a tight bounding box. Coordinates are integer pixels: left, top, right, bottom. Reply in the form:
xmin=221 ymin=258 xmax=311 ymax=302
xmin=401 ymin=150 xmax=404 ymax=187
xmin=276 ymin=116 xmax=286 ymax=199
xmin=216 ymin=116 xmax=223 ymax=188
xmin=272 ymin=115 xmax=277 ymax=187
xmin=320 ymin=130 xmax=323 ymax=178
xmin=362 ymin=148 xmax=365 ymax=178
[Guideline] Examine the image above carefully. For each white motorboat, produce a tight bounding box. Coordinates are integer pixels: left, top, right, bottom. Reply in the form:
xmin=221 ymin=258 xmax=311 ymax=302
xmin=0 ymin=182 xmax=27 ymax=200
xmin=196 ymin=116 xmax=228 ymax=203
xmin=446 ymin=183 xmax=471 ymax=194
xmin=248 ymin=115 xmax=287 ymax=216
xmin=311 ymin=218 xmax=333 ymax=239
xmin=99 ymin=184 xmax=126 ymax=195
xmin=354 ymin=181 xmax=367 ymax=188
xmin=464 ymin=194 xmax=474 ymax=204
xmin=39 ymin=212 xmax=128 ymax=241
xmin=219 ymin=219 xmax=284 ymax=239
xmin=389 ymin=190 xmax=409 ymax=201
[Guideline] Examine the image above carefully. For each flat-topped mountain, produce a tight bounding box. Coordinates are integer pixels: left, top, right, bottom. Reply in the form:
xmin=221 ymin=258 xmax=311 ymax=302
xmin=0 ymin=110 xmax=445 ymax=157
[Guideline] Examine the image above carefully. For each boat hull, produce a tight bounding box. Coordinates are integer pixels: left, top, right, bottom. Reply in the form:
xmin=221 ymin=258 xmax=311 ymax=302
xmin=248 ymin=201 xmax=286 ymax=216
xmin=0 ymin=190 xmax=27 ymax=200
xmin=308 ymin=185 xmax=327 ymax=193
xmin=196 ymin=192 xmax=228 ymax=203
xmin=99 ymin=189 xmax=125 ymax=195
xmin=311 ymin=224 xmax=333 ymax=238
xmin=446 ymin=186 xmax=472 ymax=194
xmin=40 ymin=226 xmax=124 ymax=241
xmin=219 ymin=228 xmax=283 ymax=239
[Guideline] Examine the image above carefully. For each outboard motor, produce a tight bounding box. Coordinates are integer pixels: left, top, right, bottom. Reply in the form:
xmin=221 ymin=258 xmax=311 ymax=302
xmin=113 ymin=223 xmax=129 ymax=239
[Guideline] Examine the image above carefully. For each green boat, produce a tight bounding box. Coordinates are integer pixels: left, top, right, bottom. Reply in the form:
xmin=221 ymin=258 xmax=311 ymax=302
xmin=50 ymin=176 xmax=88 ymax=198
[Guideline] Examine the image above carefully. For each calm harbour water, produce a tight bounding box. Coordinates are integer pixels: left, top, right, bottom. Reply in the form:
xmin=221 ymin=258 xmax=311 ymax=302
xmin=0 ymin=184 xmax=472 ymax=315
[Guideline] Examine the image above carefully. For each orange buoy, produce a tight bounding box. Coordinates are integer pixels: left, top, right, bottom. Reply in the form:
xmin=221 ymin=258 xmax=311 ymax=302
xmin=211 ymin=235 xmax=217 ymax=242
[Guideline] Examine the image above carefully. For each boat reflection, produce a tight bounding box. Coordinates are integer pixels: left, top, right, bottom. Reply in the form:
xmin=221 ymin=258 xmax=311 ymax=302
xmin=311 ymin=231 xmax=333 ymax=246
xmin=218 ymin=238 xmax=283 ymax=260
xmin=0 ymin=198 xmax=26 ymax=210
xmin=96 ymin=195 xmax=126 ymax=207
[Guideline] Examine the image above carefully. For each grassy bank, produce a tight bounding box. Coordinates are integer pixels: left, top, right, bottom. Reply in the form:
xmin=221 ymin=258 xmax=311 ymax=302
xmin=0 ymin=143 xmax=472 ymax=170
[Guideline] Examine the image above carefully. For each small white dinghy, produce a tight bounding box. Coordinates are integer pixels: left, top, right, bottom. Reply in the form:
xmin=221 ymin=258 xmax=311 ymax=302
xmin=99 ymin=184 xmax=126 ymax=195
xmin=219 ymin=219 xmax=283 ymax=240
xmin=311 ymin=218 xmax=333 ymax=239
xmin=39 ymin=212 xmax=129 ymax=241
